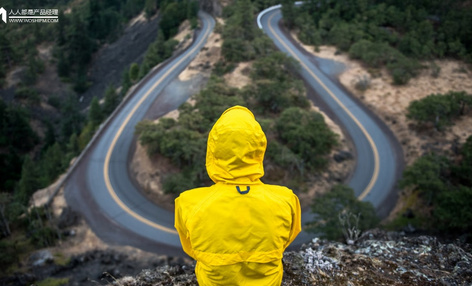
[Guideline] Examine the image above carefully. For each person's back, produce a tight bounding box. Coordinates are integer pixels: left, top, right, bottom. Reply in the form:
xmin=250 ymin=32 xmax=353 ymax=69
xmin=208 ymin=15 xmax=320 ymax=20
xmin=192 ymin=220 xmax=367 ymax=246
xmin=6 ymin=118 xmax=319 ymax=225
xmin=175 ymin=106 xmax=301 ymax=285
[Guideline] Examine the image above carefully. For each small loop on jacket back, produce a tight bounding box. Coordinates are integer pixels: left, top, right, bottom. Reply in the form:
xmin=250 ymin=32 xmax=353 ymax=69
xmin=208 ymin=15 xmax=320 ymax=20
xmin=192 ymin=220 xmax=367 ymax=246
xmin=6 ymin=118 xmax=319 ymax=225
xmin=236 ymin=186 xmax=250 ymax=195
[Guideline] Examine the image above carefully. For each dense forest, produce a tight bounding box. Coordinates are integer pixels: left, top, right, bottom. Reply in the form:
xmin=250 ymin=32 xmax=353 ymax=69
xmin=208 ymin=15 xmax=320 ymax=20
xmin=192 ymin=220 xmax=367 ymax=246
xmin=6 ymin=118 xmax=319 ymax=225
xmin=136 ymin=0 xmax=339 ymax=195
xmin=282 ymin=0 xmax=472 ymax=84
xmin=0 ymin=0 xmax=198 ymax=273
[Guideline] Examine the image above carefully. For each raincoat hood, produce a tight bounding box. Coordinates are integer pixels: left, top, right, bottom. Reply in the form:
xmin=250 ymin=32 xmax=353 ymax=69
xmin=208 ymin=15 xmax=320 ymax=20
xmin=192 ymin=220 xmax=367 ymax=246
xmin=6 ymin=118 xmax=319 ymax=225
xmin=206 ymin=106 xmax=267 ymax=184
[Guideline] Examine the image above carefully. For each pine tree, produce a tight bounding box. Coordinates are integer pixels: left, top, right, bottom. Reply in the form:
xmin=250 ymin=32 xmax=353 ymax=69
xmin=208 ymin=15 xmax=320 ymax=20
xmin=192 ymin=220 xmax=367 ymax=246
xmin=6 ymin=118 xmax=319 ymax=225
xmin=89 ymin=96 xmax=103 ymax=127
xmin=121 ymin=68 xmax=132 ymax=97
xmin=281 ymin=0 xmax=296 ymax=29
xmin=129 ymin=63 xmax=139 ymax=82
xmin=103 ymin=85 xmax=119 ymax=115
xmin=16 ymin=156 xmax=38 ymax=205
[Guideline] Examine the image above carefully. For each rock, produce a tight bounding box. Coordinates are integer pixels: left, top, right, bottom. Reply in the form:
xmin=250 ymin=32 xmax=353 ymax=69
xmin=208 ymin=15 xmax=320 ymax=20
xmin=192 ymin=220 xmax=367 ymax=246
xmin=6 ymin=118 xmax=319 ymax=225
xmin=333 ymin=150 xmax=353 ymax=163
xmin=57 ymin=207 xmax=80 ymax=229
xmin=404 ymin=223 xmax=416 ymax=233
xmin=107 ymin=230 xmax=472 ymax=286
xmin=29 ymin=250 xmax=54 ymax=267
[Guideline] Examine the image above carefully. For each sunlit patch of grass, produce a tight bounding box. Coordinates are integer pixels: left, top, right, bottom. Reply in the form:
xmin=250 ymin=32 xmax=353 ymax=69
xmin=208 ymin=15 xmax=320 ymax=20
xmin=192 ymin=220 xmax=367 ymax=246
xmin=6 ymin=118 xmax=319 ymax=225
xmin=36 ymin=277 xmax=70 ymax=286
xmin=53 ymin=252 xmax=71 ymax=267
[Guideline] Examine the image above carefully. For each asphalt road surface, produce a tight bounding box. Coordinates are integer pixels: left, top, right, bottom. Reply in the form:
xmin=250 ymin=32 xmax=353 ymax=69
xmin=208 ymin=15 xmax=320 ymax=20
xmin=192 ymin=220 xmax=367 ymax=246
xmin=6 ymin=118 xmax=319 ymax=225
xmin=65 ymin=8 xmax=402 ymax=254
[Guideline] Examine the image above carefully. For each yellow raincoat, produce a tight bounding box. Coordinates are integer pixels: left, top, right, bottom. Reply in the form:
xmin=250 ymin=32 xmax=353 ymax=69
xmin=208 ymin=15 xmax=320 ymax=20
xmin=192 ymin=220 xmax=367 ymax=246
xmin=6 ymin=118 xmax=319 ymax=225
xmin=175 ymin=106 xmax=301 ymax=285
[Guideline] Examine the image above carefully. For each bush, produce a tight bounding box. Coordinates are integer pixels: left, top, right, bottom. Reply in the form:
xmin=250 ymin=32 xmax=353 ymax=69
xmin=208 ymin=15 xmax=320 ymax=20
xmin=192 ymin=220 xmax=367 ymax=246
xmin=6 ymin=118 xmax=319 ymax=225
xmin=265 ymin=140 xmax=304 ymax=175
xmin=434 ymin=186 xmax=472 ymax=232
xmin=399 ymin=153 xmax=450 ymax=204
xmin=15 ymin=87 xmax=41 ymax=105
xmin=387 ymin=57 xmax=421 ymax=85
xmin=307 ymin=184 xmax=379 ymax=240
xmin=354 ymin=74 xmax=371 ymax=91
xmin=276 ymin=107 xmax=338 ymax=170
xmin=407 ymin=91 xmax=472 ymax=130
xmin=162 ymin=173 xmax=198 ymax=194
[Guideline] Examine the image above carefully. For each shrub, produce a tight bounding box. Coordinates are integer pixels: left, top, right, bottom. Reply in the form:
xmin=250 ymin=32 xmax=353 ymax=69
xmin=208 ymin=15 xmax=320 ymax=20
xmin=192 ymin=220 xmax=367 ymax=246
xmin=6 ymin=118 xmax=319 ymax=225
xmin=307 ymin=184 xmax=379 ymax=240
xmin=276 ymin=107 xmax=338 ymax=170
xmin=354 ymin=74 xmax=371 ymax=91
xmin=407 ymin=91 xmax=472 ymax=130
xmin=15 ymin=87 xmax=41 ymax=105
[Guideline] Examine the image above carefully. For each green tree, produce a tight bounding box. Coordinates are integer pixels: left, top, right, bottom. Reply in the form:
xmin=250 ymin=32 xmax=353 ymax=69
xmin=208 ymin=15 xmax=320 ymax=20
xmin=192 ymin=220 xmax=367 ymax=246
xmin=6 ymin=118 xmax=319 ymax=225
xmin=434 ymin=186 xmax=472 ymax=232
xmin=103 ymin=85 xmax=119 ymax=115
xmin=193 ymin=77 xmax=245 ymax=130
xmin=24 ymin=52 xmax=45 ymax=86
xmin=307 ymin=184 xmax=379 ymax=240
xmin=78 ymin=121 xmax=95 ymax=151
xmin=249 ymin=52 xmax=307 ymax=113
xmin=276 ymin=107 xmax=338 ymax=170
xmin=129 ymin=63 xmax=139 ymax=82
xmin=281 ymin=0 xmax=297 ymax=29
xmin=141 ymin=29 xmax=167 ymax=72
xmin=42 ymin=121 xmax=56 ymax=152
xmin=121 ymin=67 xmax=132 ymax=96
xmin=67 ymin=12 xmax=94 ymax=75
xmin=15 ymin=87 xmax=41 ymax=105
xmin=60 ymin=94 xmax=83 ymax=141
xmin=160 ymin=2 xmax=187 ymax=39
xmin=0 ymin=100 xmax=38 ymax=190
xmin=145 ymin=0 xmax=158 ymax=18
xmin=407 ymin=92 xmax=472 ymax=130
xmin=89 ymin=96 xmax=103 ymax=127
xmin=295 ymin=12 xmax=322 ymax=46
xmin=87 ymin=0 xmax=103 ymax=39
xmin=0 ymin=148 xmax=23 ymax=191
xmin=221 ymin=0 xmax=261 ymax=63
xmin=453 ymin=136 xmax=472 ymax=186
xmin=16 ymin=156 xmax=38 ymax=205
xmin=399 ymin=153 xmax=450 ymax=204
xmin=67 ymin=132 xmax=79 ymax=156
xmin=0 ymin=101 xmax=38 ymax=152
xmin=40 ymin=143 xmax=66 ymax=185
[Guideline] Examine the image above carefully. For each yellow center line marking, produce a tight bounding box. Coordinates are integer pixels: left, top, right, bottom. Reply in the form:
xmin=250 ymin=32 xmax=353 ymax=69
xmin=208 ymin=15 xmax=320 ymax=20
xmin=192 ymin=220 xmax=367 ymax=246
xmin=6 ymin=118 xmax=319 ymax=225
xmin=103 ymin=17 xmax=213 ymax=234
xmin=267 ymin=12 xmax=379 ymax=200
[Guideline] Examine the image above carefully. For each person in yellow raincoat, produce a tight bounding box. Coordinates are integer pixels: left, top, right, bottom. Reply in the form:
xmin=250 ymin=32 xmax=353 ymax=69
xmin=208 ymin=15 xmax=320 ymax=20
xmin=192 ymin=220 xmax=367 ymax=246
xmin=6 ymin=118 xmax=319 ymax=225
xmin=175 ymin=105 xmax=301 ymax=285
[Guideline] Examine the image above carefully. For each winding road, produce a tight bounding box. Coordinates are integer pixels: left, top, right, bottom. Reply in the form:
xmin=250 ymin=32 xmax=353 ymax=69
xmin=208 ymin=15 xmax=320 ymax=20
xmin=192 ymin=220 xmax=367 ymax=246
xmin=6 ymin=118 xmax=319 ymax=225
xmin=65 ymin=7 xmax=402 ymax=254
